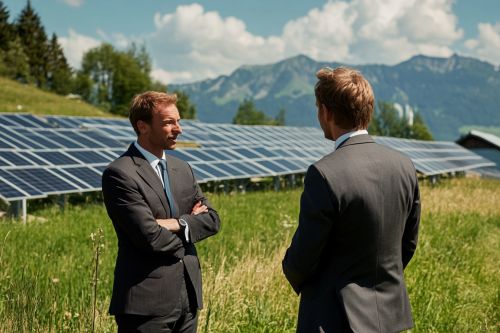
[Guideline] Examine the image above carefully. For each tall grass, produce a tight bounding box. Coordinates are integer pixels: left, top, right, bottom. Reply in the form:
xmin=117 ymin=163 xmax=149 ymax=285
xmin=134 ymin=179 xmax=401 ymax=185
xmin=0 ymin=178 xmax=498 ymax=332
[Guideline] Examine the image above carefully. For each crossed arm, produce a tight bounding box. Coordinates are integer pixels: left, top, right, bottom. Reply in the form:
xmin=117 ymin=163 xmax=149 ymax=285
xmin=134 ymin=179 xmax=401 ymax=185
xmin=156 ymin=201 xmax=208 ymax=232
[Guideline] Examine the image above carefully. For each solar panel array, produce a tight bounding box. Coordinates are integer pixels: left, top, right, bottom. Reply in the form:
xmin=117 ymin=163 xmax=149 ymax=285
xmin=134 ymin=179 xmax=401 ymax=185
xmin=0 ymin=113 xmax=495 ymax=203
xmin=0 ymin=114 xmax=123 ymax=202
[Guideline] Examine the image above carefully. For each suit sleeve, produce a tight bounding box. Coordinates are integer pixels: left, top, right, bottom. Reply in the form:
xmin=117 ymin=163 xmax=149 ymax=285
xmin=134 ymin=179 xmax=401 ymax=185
xmin=282 ymin=165 xmax=335 ymax=294
xmin=102 ymin=166 xmax=185 ymax=258
xmin=178 ymin=164 xmax=220 ymax=243
xmin=402 ymin=176 xmax=421 ymax=268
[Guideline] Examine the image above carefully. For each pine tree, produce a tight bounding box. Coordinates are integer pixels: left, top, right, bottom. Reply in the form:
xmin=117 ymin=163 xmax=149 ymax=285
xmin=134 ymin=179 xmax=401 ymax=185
xmin=16 ymin=0 xmax=49 ymax=87
xmin=0 ymin=35 xmax=31 ymax=82
xmin=47 ymin=33 xmax=73 ymax=94
xmin=0 ymin=1 xmax=14 ymax=51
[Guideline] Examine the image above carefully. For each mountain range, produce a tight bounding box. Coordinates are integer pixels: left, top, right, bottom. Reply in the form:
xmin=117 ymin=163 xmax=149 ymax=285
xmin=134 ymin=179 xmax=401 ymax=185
xmin=170 ymin=54 xmax=500 ymax=141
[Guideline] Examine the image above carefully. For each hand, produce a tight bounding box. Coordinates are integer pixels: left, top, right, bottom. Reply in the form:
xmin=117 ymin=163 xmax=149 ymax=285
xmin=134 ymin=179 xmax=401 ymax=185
xmin=191 ymin=201 xmax=208 ymax=215
xmin=156 ymin=218 xmax=181 ymax=232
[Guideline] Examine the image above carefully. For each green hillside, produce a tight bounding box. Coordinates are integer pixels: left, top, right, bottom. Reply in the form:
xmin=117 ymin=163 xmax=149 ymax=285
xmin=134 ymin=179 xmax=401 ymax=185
xmin=0 ymin=76 xmax=116 ymax=117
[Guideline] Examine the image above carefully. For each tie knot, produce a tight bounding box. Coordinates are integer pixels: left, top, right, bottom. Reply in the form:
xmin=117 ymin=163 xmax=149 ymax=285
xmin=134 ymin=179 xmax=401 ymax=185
xmin=159 ymin=159 xmax=167 ymax=170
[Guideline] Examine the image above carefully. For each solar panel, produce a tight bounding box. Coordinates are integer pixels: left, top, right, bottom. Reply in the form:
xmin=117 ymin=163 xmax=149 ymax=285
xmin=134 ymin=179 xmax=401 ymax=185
xmin=0 ymin=169 xmax=45 ymax=197
xmin=0 ymin=113 xmax=496 ymax=205
xmin=0 ymin=126 xmax=42 ymax=149
xmin=6 ymin=168 xmax=79 ymax=193
xmin=35 ymin=130 xmax=84 ymax=148
xmin=191 ymin=164 xmax=213 ymax=182
xmin=69 ymin=150 xmax=113 ymax=164
xmin=53 ymin=167 xmax=102 ymax=189
xmin=0 ymin=178 xmax=27 ymax=201
xmin=194 ymin=163 xmax=231 ymax=179
xmin=0 ymin=151 xmax=35 ymax=166
xmin=34 ymin=151 xmax=80 ymax=165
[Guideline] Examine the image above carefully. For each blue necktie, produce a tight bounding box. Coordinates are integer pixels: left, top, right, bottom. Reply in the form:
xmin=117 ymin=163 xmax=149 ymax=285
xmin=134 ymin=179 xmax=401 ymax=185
xmin=158 ymin=159 xmax=177 ymax=217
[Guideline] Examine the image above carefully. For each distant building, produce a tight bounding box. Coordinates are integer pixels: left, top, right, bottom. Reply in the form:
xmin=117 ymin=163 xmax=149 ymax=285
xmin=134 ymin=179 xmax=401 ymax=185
xmin=457 ymin=130 xmax=500 ymax=178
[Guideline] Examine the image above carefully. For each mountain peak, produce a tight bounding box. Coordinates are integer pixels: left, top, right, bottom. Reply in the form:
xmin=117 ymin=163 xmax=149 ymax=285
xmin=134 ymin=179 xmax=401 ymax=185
xmin=401 ymin=54 xmax=493 ymax=73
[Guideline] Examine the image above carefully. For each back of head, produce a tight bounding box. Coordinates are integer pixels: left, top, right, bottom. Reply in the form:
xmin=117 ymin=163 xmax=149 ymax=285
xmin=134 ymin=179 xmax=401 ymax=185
xmin=315 ymin=67 xmax=374 ymax=130
xmin=129 ymin=91 xmax=178 ymax=135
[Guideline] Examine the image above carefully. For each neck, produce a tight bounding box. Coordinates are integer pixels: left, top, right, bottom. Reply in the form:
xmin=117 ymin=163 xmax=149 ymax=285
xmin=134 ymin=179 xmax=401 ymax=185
xmin=332 ymin=127 xmax=354 ymax=141
xmin=137 ymin=138 xmax=163 ymax=159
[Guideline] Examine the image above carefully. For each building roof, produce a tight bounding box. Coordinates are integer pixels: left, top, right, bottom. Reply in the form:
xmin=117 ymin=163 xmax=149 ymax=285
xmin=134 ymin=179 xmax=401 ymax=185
xmin=457 ymin=130 xmax=500 ymax=150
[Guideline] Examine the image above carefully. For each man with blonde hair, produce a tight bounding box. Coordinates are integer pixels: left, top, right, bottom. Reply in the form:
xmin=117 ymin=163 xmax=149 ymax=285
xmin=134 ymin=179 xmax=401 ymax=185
xmin=103 ymin=91 xmax=220 ymax=332
xmin=283 ymin=67 xmax=420 ymax=332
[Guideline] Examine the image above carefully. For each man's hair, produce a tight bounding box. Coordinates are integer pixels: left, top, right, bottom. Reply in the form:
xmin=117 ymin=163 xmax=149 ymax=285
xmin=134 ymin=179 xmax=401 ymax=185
xmin=129 ymin=91 xmax=178 ymax=135
xmin=314 ymin=67 xmax=374 ymax=130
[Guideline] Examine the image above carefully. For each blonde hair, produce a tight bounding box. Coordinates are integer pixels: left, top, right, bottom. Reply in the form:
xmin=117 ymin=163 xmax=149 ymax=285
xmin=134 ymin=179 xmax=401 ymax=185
xmin=314 ymin=67 xmax=374 ymax=130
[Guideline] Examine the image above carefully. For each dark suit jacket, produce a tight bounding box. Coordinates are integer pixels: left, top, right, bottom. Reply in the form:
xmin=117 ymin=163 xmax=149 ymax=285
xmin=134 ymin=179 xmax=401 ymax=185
xmin=102 ymin=144 xmax=220 ymax=317
xmin=283 ymin=135 xmax=420 ymax=333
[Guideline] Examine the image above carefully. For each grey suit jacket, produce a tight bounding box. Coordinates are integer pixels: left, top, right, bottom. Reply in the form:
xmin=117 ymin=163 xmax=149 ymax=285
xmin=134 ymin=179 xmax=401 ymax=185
xmin=283 ymin=135 xmax=420 ymax=333
xmin=102 ymin=144 xmax=220 ymax=317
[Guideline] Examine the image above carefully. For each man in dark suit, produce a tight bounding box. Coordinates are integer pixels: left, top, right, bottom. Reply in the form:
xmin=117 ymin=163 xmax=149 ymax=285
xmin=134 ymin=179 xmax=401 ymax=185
xmin=282 ymin=67 xmax=420 ymax=333
xmin=102 ymin=91 xmax=220 ymax=332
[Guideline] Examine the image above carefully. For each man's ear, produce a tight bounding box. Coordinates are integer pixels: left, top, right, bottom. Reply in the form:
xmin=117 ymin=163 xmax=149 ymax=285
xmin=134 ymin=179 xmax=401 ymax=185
xmin=136 ymin=120 xmax=149 ymax=135
xmin=321 ymin=104 xmax=333 ymax=122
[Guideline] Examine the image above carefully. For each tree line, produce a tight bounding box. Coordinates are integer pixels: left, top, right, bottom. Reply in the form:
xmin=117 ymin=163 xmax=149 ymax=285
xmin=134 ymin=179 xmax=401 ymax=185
xmin=0 ymin=1 xmax=196 ymax=118
xmin=0 ymin=1 xmax=72 ymax=94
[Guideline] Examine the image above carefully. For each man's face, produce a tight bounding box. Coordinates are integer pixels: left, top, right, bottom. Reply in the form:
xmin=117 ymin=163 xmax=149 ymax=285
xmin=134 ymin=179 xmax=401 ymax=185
xmin=143 ymin=103 xmax=182 ymax=151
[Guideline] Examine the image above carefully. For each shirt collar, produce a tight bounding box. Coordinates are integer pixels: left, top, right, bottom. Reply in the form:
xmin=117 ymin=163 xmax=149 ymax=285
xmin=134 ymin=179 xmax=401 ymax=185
xmin=334 ymin=129 xmax=368 ymax=150
xmin=134 ymin=141 xmax=166 ymax=168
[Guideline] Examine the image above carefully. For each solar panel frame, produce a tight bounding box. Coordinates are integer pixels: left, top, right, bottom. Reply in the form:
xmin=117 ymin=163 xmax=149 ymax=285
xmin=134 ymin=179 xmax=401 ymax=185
xmin=5 ymin=168 xmax=81 ymax=194
xmin=0 ymin=169 xmax=46 ymax=197
xmin=0 ymin=114 xmax=496 ymax=204
xmin=0 ymin=178 xmax=30 ymax=201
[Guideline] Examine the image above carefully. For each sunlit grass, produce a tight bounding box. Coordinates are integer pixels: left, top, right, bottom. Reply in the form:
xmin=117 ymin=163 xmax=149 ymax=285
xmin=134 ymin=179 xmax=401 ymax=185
xmin=0 ymin=76 xmax=113 ymax=117
xmin=0 ymin=178 xmax=498 ymax=332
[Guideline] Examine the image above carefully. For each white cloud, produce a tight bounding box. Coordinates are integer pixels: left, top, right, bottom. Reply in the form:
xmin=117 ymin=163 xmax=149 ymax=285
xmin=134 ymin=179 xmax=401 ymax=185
xmin=61 ymin=0 xmax=84 ymax=8
xmin=66 ymin=1 xmax=462 ymax=83
xmin=282 ymin=2 xmax=356 ymax=62
xmin=151 ymin=68 xmax=194 ymax=85
xmin=147 ymin=3 xmax=285 ymax=83
xmin=59 ymin=29 xmax=101 ymax=69
xmin=465 ymin=22 xmax=500 ymax=65
xmin=144 ymin=0 xmax=464 ymax=84
xmin=281 ymin=0 xmax=462 ymax=65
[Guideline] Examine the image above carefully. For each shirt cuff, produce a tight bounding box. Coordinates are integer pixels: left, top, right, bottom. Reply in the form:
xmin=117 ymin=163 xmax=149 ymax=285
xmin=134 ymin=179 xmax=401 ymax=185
xmin=178 ymin=218 xmax=190 ymax=242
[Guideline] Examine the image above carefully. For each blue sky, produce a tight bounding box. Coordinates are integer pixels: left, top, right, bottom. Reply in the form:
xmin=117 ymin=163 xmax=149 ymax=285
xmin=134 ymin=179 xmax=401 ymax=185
xmin=3 ymin=0 xmax=500 ymax=84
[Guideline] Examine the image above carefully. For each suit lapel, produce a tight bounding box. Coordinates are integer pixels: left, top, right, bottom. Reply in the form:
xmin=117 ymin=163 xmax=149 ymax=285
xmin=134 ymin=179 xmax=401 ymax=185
xmin=128 ymin=144 xmax=171 ymax=216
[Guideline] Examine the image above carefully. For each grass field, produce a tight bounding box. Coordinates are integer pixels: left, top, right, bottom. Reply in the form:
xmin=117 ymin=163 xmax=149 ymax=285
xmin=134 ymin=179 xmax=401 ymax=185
xmin=0 ymin=76 xmax=112 ymax=117
xmin=0 ymin=178 xmax=498 ymax=332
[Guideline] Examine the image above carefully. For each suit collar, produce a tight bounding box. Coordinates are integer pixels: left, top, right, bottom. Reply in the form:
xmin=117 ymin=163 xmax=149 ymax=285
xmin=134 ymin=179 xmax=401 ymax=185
xmin=336 ymin=134 xmax=374 ymax=150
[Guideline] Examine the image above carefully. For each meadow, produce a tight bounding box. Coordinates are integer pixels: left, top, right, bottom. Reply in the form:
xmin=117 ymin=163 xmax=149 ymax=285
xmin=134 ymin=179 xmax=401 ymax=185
xmin=0 ymin=77 xmax=111 ymax=117
xmin=0 ymin=178 xmax=498 ymax=332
